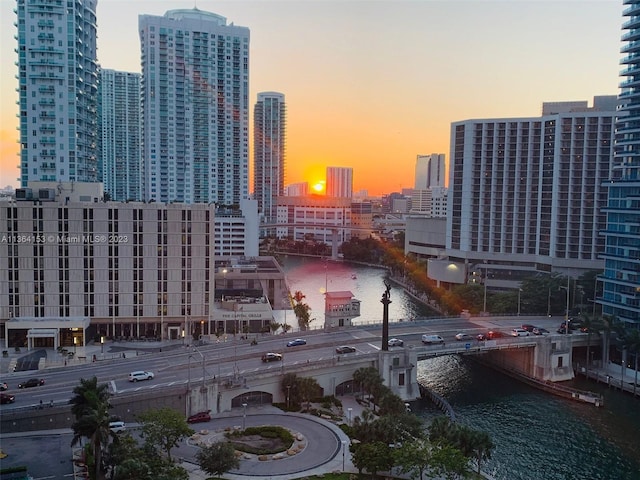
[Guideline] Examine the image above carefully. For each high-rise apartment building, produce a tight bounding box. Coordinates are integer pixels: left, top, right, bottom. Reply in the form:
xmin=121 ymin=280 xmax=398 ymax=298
xmin=139 ymin=9 xmax=250 ymax=204
xmin=446 ymin=97 xmax=615 ymax=284
xmin=326 ymin=167 xmax=353 ymax=198
xmin=415 ymin=154 xmax=446 ymax=189
xmin=16 ymin=0 xmax=99 ymax=187
xmin=98 ymin=69 xmax=142 ymax=201
xmin=253 ymin=92 xmax=286 ymax=224
xmin=599 ymin=1 xmax=640 ymax=328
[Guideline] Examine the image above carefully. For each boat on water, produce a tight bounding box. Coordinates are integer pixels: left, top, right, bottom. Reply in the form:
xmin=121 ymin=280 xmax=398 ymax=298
xmin=351 ymin=274 xmax=357 ymax=279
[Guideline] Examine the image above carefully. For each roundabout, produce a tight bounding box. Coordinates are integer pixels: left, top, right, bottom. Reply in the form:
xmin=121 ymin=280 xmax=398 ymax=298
xmin=174 ymin=412 xmax=346 ymax=477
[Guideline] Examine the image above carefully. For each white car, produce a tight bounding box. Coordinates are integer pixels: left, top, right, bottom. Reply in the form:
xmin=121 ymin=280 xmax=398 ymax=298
xmin=128 ymin=371 xmax=154 ymax=382
xmin=455 ymin=333 xmax=472 ymax=341
xmin=109 ymin=421 xmax=126 ymax=433
xmin=510 ymin=328 xmax=530 ymax=337
xmin=388 ymin=338 xmax=404 ymax=347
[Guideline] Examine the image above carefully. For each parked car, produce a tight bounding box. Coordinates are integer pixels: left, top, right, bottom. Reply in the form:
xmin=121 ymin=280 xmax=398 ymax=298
xmin=128 ymin=371 xmax=154 ymax=382
xmin=0 ymin=382 xmax=7 ymax=391
xmin=533 ymin=327 xmax=550 ymax=335
xmin=0 ymin=392 xmax=15 ymax=404
xmin=521 ymin=324 xmax=537 ymax=332
xmin=454 ymin=333 xmax=472 ymax=341
xmin=286 ymin=339 xmax=307 ymax=347
xmin=335 ymin=345 xmax=356 ymax=354
xmin=109 ymin=421 xmax=126 ymax=433
xmin=18 ymin=378 xmax=45 ymax=389
xmin=187 ymin=411 xmax=212 ymax=424
xmin=261 ymin=352 xmax=283 ymax=362
xmin=388 ymin=338 xmax=404 ymax=347
xmin=511 ymin=328 xmax=530 ymax=337
xmin=421 ymin=334 xmax=444 ymax=345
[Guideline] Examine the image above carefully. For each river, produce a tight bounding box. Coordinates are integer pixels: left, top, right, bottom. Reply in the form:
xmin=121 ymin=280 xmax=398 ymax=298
xmin=281 ymin=255 xmax=640 ymax=480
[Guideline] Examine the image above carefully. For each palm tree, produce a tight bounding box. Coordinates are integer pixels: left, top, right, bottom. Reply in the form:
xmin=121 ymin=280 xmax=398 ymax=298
xmin=578 ymin=312 xmax=602 ymax=379
xmin=468 ymin=430 xmax=494 ymax=476
xmin=70 ymin=376 xmax=112 ymax=480
xmin=618 ymin=327 xmax=640 ymax=396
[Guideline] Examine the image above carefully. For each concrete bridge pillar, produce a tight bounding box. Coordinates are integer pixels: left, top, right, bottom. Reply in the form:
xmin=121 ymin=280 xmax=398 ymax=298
xmin=379 ymin=348 xmax=420 ymax=401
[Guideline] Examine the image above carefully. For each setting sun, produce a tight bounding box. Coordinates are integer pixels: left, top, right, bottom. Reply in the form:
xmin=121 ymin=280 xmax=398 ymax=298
xmin=312 ymin=181 xmax=325 ymax=193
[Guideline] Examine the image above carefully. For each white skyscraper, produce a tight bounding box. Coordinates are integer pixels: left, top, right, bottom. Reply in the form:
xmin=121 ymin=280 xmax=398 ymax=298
xmin=254 ymin=92 xmax=286 ymax=224
xmin=17 ymin=0 xmax=99 ymax=186
xmin=98 ymin=69 xmax=142 ymax=201
xmin=139 ymin=9 xmax=250 ymax=204
xmin=415 ymin=154 xmax=446 ymax=189
xmin=326 ymin=167 xmax=353 ymax=198
xmin=447 ymin=97 xmax=615 ymax=279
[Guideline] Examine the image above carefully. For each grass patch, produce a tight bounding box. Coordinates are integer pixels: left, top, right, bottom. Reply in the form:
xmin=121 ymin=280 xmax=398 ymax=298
xmin=225 ymin=425 xmax=294 ymax=455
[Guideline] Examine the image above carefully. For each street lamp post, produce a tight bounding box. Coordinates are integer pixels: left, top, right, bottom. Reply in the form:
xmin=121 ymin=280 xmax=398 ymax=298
xmin=181 ymin=329 xmax=185 ymax=346
xmin=100 ymin=336 xmax=104 ymax=357
xmin=347 ymin=407 xmax=352 ymax=426
xmin=73 ymin=336 xmax=77 ymax=355
xmin=242 ymin=403 xmax=247 ymax=429
xmin=517 ymin=288 xmax=522 ymax=316
xmin=286 ymin=385 xmax=291 ymax=409
xmin=561 ymin=276 xmax=571 ymax=334
xmin=482 ymin=265 xmax=488 ymax=313
xmin=342 ymin=440 xmax=347 ymax=471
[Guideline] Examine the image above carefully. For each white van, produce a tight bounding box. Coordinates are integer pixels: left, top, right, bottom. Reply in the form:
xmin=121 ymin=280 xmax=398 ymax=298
xmin=109 ymin=421 xmax=126 ymax=433
xmin=421 ymin=334 xmax=445 ymax=345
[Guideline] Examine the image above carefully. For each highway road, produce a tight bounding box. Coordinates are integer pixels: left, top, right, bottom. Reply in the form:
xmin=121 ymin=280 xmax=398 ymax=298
xmin=0 ymin=315 xmax=563 ymax=410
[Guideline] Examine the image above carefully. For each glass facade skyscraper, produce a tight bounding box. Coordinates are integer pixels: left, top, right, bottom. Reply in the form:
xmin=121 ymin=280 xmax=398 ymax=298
xmin=254 ymin=92 xmax=286 ymax=224
xmin=98 ymin=69 xmax=141 ymax=202
xmin=599 ymin=1 xmax=640 ymax=328
xmin=139 ymin=9 xmax=250 ymax=205
xmin=16 ymin=0 xmax=99 ymax=186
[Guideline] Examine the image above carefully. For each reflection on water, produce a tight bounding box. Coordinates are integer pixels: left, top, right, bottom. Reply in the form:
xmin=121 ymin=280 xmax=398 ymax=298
xmin=417 ymin=357 xmax=640 ymax=480
xmin=281 ymin=255 xmax=435 ymax=325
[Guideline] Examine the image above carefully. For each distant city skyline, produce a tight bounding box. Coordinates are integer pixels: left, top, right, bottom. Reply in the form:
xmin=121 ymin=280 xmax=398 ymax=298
xmin=0 ymin=0 xmax=623 ymax=195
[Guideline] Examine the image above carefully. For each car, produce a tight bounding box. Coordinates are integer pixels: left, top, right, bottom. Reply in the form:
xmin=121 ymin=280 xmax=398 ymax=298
xmin=128 ymin=371 xmax=154 ymax=382
xmin=187 ymin=411 xmax=212 ymax=424
xmin=286 ymin=339 xmax=307 ymax=347
xmin=455 ymin=333 xmax=472 ymax=341
xmin=18 ymin=378 xmax=45 ymax=389
xmin=0 ymin=392 xmax=15 ymax=404
xmin=487 ymin=330 xmax=504 ymax=339
xmin=521 ymin=324 xmax=537 ymax=332
xmin=388 ymin=338 xmax=404 ymax=347
xmin=533 ymin=327 xmax=550 ymax=335
xmin=511 ymin=328 xmax=530 ymax=337
xmin=109 ymin=421 xmax=126 ymax=433
xmin=476 ymin=333 xmax=487 ymax=341
xmin=336 ymin=345 xmax=356 ymax=354
xmin=0 ymin=382 xmax=7 ymax=391
xmin=262 ymin=352 xmax=283 ymax=362
xmin=421 ymin=334 xmax=445 ymax=345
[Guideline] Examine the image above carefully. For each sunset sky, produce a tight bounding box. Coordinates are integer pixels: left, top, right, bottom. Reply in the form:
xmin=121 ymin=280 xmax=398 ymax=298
xmin=0 ymin=0 xmax=624 ymax=195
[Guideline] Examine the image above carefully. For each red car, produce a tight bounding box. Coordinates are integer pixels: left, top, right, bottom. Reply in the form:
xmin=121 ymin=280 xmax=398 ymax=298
xmin=0 ymin=392 xmax=15 ymax=404
xmin=187 ymin=411 xmax=211 ymax=424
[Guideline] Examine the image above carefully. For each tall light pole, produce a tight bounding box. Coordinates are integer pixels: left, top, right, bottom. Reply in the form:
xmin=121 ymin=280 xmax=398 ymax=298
xmin=100 ymin=336 xmax=104 ymax=357
xmin=242 ymin=402 xmax=247 ymax=429
xmin=192 ymin=347 xmax=206 ymax=388
xmin=286 ymin=385 xmax=291 ymax=409
xmin=517 ymin=288 xmax=522 ymax=316
xmin=347 ymin=407 xmax=352 ymax=426
xmin=342 ymin=440 xmax=347 ymax=471
xmin=483 ymin=265 xmax=489 ymax=313
xmin=561 ymin=276 xmax=570 ymax=334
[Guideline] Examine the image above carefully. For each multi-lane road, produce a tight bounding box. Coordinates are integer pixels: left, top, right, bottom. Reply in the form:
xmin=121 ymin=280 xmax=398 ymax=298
xmin=0 ymin=314 xmax=563 ymax=410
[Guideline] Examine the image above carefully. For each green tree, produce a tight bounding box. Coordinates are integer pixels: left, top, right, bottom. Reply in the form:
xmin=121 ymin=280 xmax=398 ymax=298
xmin=393 ymin=438 xmax=433 ymax=480
xmin=618 ymin=327 xmax=640 ymax=396
xmin=468 ymin=429 xmax=494 ymax=476
xmin=106 ymin=435 xmax=188 ymax=480
xmin=291 ymin=290 xmax=312 ymax=330
xmin=269 ymin=321 xmax=281 ymax=334
xmin=350 ymin=441 xmax=394 ymax=477
xmin=137 ymin=407 xmax=195 ymax=462
xmin=353 ymin=366 xmax=383 ymax=410
xmin=297 ymin=376 xmax=321 ymax=411
xmin=430 ymin=444 xmax=469 ymax=480
xmin=70 ymin=376 xmax=112 ymax=480
xmin=196 ymin=441 xmax=240 ymax=477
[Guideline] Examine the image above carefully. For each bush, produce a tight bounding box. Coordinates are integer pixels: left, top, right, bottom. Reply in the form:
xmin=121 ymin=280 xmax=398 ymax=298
xmin=225 ymin=425 xmax=294 ymax=455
